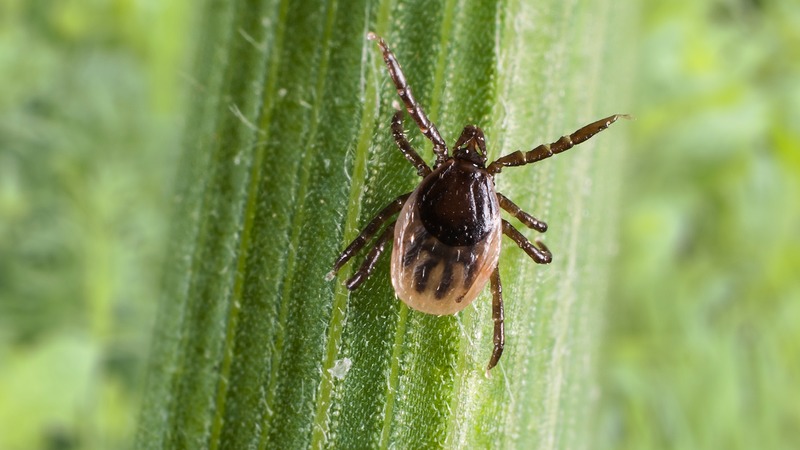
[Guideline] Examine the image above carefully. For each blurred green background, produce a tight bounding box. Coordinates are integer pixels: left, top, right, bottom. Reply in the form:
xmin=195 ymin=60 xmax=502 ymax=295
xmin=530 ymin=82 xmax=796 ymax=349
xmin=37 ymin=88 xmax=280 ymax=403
xmin=1 ymin=0 xmax=797 ymax=449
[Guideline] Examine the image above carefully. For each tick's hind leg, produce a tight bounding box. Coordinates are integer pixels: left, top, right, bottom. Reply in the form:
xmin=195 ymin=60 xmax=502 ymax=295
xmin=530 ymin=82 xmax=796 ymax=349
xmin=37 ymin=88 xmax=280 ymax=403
xmin=502 ymin=220 xmax=552 ymax=264
xmin=392 ymin=109 xmax=431 ymax=177
xmin=345 ymin=223 xmax=395 ymax=290
xmin=497 ymin=193 xmax=547 ymax=233
xmin=486 ymin=266 xmax=504 ymax=373
xmin=328 ymin=193 xmax=410 ymax=280
xmin=368 ymin=32 xmax=449 ymax=166
xmin=487 ymin=114 xmax=631 ymax=174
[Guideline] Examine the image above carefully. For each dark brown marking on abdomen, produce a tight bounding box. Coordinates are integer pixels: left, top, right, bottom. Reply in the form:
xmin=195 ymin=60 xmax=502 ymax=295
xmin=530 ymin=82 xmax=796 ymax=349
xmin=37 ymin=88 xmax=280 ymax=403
xmin=404 ymin=233 xmax=476 ymax=301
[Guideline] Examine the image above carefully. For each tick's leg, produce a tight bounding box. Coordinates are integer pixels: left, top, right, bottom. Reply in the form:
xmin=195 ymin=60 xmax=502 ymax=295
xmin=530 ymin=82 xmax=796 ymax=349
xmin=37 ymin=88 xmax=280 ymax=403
xmin=328 ymin=193 xmax=410 ymax=280
xmin=392 ymin=109 xmax=431 ymax=177
xmin=502 ymin=220 xmax=552 ymax=264
xmin=368 ymin=32 xmax=449 ymax=166
xmin=345 ymin=222 xmax=395 ymax=290
xmin=487 ymin=114 xmax=631 ymax=175
xmin=497 ymin=192 xmax=547 ymax=232
xmin=486 ymin=266 xmax=504 ymax=373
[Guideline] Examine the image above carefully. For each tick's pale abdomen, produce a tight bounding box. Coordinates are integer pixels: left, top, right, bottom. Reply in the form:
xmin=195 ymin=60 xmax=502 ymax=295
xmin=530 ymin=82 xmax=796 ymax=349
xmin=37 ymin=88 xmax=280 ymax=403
xmin=391 ymin=185 xmax=502 ymax=315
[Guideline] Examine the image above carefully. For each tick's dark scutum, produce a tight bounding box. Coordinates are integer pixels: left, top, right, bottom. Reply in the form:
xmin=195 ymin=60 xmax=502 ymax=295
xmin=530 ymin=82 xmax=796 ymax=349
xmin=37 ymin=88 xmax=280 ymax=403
xmin=418 ymin=160 xmax=498 ymax=247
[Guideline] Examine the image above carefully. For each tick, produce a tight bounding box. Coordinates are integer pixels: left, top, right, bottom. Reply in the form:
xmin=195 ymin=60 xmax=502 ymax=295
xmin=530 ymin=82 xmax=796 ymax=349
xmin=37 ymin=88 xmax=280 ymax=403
xmin=328 ymin=32 xmax=628 ymax=372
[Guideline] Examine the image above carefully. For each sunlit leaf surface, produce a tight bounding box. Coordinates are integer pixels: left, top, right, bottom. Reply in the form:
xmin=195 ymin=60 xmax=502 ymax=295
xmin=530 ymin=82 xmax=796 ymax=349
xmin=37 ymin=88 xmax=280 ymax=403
xmin=137 ymin=0 xmax=633 ymax=448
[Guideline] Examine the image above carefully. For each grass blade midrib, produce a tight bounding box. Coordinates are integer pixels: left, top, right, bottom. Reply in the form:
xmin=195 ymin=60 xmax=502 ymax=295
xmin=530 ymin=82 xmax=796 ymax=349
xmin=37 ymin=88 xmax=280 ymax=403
xmin=308 ymin=1 xmax=397 ymax=446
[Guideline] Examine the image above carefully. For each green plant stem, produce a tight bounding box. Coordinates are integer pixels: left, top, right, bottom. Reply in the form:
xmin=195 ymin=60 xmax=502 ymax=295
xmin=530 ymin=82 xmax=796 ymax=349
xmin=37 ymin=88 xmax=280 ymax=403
xmin=136 ymin=0 xmax=634 ymax=448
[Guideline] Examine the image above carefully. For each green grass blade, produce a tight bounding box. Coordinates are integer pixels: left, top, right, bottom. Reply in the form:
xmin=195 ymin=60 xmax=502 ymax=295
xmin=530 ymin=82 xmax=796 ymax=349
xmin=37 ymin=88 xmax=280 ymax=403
xmin=136 ymin=0 xmax=633 ymax=448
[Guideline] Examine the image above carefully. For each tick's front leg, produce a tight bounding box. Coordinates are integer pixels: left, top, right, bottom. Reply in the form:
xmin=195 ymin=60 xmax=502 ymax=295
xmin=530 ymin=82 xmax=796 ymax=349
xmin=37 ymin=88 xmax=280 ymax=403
xmin=487 ymin=114 xmax=630 ymax=174
xmin=368 ymin=32 xmax=449 ymax=167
